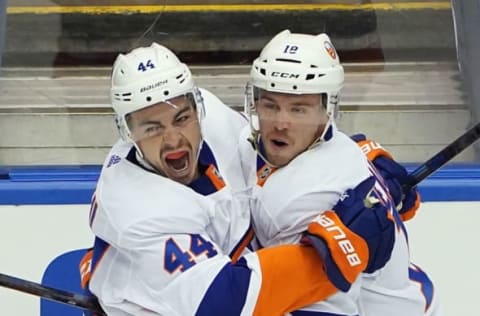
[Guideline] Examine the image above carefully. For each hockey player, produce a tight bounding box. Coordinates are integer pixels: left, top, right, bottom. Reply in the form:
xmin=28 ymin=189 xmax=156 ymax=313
xmin=82 ymin=43 xmax=396 ymax=316
xmin=240 ymin=30 xmax=442 ymax=316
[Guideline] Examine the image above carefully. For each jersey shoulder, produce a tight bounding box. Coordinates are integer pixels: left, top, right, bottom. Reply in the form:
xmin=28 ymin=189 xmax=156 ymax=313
xmin=94 ymin=158 xmax=212 ymax=237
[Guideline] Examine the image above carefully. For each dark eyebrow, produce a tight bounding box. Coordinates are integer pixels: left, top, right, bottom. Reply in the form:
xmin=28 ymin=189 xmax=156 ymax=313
xmin=259 ymin=95 xmax=275 ymax=102
xmin=136 ymin=103 xmax=192 ymax=127
xmin=259 ymin=95 xmax=315 ymax=107
xmin=174 ymin=104 xmax=193 ymax=120
xmin=291 ymin=102 xmax=314 ymax=107
xmin=138 ymin=120 xmax=164 ymax=127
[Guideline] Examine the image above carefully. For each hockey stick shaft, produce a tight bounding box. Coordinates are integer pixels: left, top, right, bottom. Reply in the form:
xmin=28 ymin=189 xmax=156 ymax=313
xmin=0 ymin=272 xmax=105 ymax=315
xmin=403 ymin=121 xmax=480 ymax=192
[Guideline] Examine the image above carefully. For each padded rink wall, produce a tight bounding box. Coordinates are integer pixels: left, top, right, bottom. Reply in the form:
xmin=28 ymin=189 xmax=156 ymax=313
xmin=0 ymin=164 xmax=479 ymax=315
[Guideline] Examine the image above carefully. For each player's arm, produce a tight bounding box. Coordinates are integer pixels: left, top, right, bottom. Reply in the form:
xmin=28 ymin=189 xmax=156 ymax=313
xmin=90 ymin=227 xmax=340 ymax=316
xmin=351 ymin=134 xmax=421 ymax=221
xmin=91 ymin=188 xmax=395 ymax=315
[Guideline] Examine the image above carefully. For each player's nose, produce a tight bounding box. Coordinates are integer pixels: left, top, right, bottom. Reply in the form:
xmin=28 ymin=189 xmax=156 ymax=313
xmin=162 ymin=126 xmax=183 ymax=146
xmin=273 ymin=110 xmax=291 ymax=130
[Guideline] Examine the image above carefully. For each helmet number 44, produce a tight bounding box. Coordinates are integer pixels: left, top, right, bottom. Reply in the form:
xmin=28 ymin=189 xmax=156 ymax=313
xmin=138 ymin=59 xmax=156 ymax=72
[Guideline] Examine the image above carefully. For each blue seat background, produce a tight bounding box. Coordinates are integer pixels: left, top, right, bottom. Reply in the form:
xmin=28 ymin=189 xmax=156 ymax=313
xmin=40 ymin=248 xmax=89 ymax=316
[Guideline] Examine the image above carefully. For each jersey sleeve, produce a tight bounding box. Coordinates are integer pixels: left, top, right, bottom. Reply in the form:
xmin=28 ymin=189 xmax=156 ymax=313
xmin=90 ymin=220 xmax=338 ymax=316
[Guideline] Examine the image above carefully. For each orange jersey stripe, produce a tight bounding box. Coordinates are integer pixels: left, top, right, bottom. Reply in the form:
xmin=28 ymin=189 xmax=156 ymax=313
xmin=231 ymin=228 xmax=255 ymax=263
xmin=80 ymin=244 xmax=111 ymax=289
xmin=205 ymin=164 xmax=226 ymax=190
xmin=256 ymin=164 xmax=277 ymax=187
xmin=79 ymin=249 xmax=93 ymax=289
xmin=253 ymin=245 xmax=337 ymax=315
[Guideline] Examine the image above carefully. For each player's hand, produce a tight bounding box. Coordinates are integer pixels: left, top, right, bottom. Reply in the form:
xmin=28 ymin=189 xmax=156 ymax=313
xmin=302 ymin=176 xmax=395 ymax=291
xmin=351 ymin=133 xmax=421 ymax=221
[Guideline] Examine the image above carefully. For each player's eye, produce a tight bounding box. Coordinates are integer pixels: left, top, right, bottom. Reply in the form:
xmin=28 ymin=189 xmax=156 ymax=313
xmin=144 ymin=125 xmax=162 ymax=136
xmin=291 ymin=106 xmax=306 ymax=114
xmin=176 ymin=114 xmax=190 ymax=124
xmin=260 ymin=101 xmax=277 ymax=111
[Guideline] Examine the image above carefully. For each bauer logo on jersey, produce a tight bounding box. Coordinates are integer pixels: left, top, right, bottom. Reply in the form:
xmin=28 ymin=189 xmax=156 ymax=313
xmin=324 ymin=41 xmax=337 ymax=60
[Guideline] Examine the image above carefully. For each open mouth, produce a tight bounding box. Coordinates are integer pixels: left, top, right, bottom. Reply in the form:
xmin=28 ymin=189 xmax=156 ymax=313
xmin=271 ymin=139 xmax=288 ymax=148
xmin=165 ymin=151 xmax=189 ymax=173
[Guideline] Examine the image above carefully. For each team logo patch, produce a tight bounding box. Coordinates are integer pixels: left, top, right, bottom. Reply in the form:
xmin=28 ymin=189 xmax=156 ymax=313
xmin=107 ymin=154 xmax=121 ymax=168
xmin=324 ymin=41 xmax=337 ymax=59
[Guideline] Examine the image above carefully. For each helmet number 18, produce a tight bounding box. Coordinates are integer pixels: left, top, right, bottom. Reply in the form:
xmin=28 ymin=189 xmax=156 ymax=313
xmin=283 ymin=45 xmax=299 ymax=54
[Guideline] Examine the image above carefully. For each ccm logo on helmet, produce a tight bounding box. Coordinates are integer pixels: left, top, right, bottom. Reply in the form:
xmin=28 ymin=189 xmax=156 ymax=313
xmin=316 ymin=214 xmax=362 ymax=267
xmin=271 ymin=72 xmax=300 ymax=79
xmin=140 ymin=79 xmax=168 ymax=93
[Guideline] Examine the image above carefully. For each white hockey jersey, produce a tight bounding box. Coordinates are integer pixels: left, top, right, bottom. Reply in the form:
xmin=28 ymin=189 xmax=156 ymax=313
xmin=239 ymin=124 xmax=440 ymax=316
xmin=86 ymin=89 xmax=341 ymax=316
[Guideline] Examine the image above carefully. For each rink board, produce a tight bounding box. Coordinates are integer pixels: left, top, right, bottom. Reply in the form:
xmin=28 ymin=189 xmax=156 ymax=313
xmin=0 ymin=164 xmax=479 ymax=315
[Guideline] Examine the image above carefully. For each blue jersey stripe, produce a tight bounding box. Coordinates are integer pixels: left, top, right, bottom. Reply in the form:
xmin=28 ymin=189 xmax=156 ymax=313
xmin=195 ymin=257 xmax=251 ymax=316
xmin=409 ymin=263 xmax=434 ymax=312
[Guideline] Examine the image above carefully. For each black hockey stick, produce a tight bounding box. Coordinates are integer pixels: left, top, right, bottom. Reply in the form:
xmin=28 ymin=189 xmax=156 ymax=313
xmin=402 ymin=121 xmax=480 ymax=192
xmin=0 ymin=272 xmax=105 ymax=315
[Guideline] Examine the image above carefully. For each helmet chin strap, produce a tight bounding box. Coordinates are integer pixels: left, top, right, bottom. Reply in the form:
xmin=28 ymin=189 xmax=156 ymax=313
xmin=307 ymin=114 xmax=334 ymax=151
xmin=248 ymin=129 xmax=280 ymax=168
xmin=135 ymin=148 xmax=157 ymax=172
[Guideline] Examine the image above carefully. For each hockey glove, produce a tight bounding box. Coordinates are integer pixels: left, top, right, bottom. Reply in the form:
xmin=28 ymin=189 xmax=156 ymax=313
xmin=302 ymin=176 xmax=395 ymax=291
xmin=351 ymin=134 xmax=421 ymax=221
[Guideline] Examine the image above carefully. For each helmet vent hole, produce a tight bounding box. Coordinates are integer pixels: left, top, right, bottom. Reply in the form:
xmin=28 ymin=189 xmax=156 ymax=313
xmin=306 ymin=74 xmax=315 ymax=80
xmin=164 ymin=91 xmax=169 ymax=96
xmin=293 ymin=85 xmax=298 ymax=90
xmin=275 ymin=58 xmax=301 ymax=64
xmin=260 ymin=68 xmax=266 ymax=75
xmin=146 ymin=96 xmax=152 ymax=102
xmin=270 ymin=83 xmax=276 ymax=88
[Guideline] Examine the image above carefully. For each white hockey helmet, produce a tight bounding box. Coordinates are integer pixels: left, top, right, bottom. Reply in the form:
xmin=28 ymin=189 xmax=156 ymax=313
xmin=245 ymin=30 xmax=344 ymax=156
xmin=246 ymin=29 xmax=344 ymax=119
xmin=111 ymin=42 xmax=204 ymax=142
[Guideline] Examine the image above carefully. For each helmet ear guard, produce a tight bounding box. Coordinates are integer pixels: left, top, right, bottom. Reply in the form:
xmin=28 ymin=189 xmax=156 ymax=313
xmin=115 ymin=115 xmax=130 ymax=142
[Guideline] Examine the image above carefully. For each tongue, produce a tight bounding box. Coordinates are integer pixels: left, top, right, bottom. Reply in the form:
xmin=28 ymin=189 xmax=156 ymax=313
xmin=165 ymin=151 xmax=187 ymax=160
